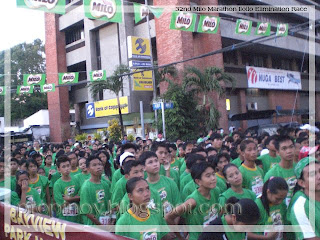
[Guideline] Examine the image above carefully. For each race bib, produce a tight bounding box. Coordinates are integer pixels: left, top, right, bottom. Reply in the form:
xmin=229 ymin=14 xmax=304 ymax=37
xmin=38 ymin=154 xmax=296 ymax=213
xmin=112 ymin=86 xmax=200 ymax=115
xmin=163 ymin=201 xmax=172 ymax=215
xmin=141 ymin=232 xmax=157 ymax=240
xmin=99 ymin=216 xmax=111 ymax=225
xmin=252 ymin=177 xmax=263 ymax=196
xmin=62 ymin=203 xmax=78 ymax=216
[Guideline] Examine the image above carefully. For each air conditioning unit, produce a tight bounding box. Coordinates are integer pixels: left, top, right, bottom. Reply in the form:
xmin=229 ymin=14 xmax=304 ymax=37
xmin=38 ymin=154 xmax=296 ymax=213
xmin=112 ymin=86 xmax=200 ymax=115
xmin=247 ymin=102 xmax=258 ymax=111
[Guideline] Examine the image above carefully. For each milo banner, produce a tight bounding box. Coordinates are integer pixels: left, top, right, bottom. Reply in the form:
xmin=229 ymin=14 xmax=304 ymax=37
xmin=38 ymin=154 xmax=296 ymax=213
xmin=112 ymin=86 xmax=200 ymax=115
xmin=16 ymin=0 xmax=66 ymax=14
xmin=255 ymin=22 xmax=271 ymax=36
xmin=235 ymin=19 xmax=252 ymax=35
xmin=0 ymin=87 xmax=6 ymax=96
xmin=197 ymin=15 xmax=220 ymax=34
xmin=246 ymin=66 xmax=301 ymax=90
xmin=0 ymin=203 xmax=129 ymax=240
xmin=84 ymin=0 xmax=123 ymax=23
xmin=23 ymin=74 xmax=46 ymax=86
xmin=58 ymin=72 xmax=79 ymax=85
xmin=17 ymin=85 xmax=33 ymax=94
xmin=41 ymin=83 xmax=56 ymax=93
xmin=133 ymin=3 xmax=164 ymax=24
xmin=170 ymin=11 xmax=197 ymax=32
xmin=277 ymin=23 xmax=288 ymax=36
xmin=90 ymin=70 xmax=107 ymax=81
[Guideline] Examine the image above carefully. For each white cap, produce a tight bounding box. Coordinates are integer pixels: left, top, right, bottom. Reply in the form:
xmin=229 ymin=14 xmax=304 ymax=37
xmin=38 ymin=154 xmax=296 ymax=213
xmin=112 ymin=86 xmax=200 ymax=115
xmin=260 ymin=149 xmax=269 ymax=156
xmin=119 ymin=152 xmax=135 ymax=167
xmin=74 ymin=143 xmax=79 ymax=147
xmin=300 ymin=124 xmax=319 ymax=133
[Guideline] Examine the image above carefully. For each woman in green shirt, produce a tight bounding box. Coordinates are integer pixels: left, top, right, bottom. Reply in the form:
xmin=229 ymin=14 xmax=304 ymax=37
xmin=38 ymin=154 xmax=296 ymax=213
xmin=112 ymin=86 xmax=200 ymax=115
xmin=97 ymin=151 xmax=113 ymax=181
xmin=248 ymin=177 xmax=288 ymax=240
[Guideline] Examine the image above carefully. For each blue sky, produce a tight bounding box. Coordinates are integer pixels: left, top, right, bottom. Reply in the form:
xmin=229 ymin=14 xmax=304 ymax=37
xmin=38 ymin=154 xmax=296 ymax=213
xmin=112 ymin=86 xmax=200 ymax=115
xmin=0 ymin=1 xmax=45 ymax=51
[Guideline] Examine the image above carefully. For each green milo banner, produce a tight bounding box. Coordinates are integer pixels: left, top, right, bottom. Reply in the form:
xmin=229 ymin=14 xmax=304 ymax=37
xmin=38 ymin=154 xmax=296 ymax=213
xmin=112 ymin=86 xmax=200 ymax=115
xmin=23 ymin=74 xmax=46 ymax=86
xmin=41 ymin=84 xmax=56 ymax=93
xmin=16 ymin=0 xmax=66 ymax=14
xmin=276 ymin=23 xmax=288 ymax=36
xmin=0 ymin=87 xmax=5 ymax=96
xmin=170 ymin=11 xmax=196 ymax=32
xmin=17 ymin=86 xmax=33 ymax=94
xmin=58 ymin=72 xmax=79 ymax=85
xmin=197 ymin=15 xmax=220 ymax=34
xmin=255 ymin=22 xmax=271 ymax=36
xmin=84 ymin=0 xmax=123 ymax=23
xmin=90 ymin=70 xmax=107 ymax=81
xmin=235 ymin=19 xmax=252 ymax=35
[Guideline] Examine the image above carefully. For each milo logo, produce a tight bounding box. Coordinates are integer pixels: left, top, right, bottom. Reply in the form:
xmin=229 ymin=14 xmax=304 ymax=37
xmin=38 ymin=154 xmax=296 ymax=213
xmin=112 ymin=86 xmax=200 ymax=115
xmin=26 ymin=196 xmax=34 ymax=203
xmin=24 ymin=0 xmax=59 ymax=10
xmin=287 ymin=177 xmax=297 ymax=190
xmin=140 ymin=5 xmax=149 ymax=19
xmin=90 ymin=0 xmax=116 ymax=19
xmin=175 ymin=12 xmax=193 ymax=29
xmin=66 ymin=186 xmax=75 ymax=196
xmin=141 ymin=231 xmax=157 ymax=240
xmin=42 ymin=84 xmax=53 ymax=92
xmin=92 ymin=70 xmax=104 ymax=81
xmin=238 ymin=20 xmax=250 ymax=33
xmin=20 ymin=86 xmax=31 ymax=93
xmin=202 ymin=16 xmax=218 ymax=32
xmin=0 ymin=87 xmax=3 ymax=94
xmin=257 ymin=22 xmax=268 ymax=34
xmin=278 ymin=24 xmax=287 ymax=35
xmin=27 ymin=74 xmax=42 ymax=85
xmin=159 ymin=190 xmax=167 ymax=200
xmin=96 ymin=190 xmax=105 ymax=202
xmin=61 ymin=73 xmax=76 ymax=83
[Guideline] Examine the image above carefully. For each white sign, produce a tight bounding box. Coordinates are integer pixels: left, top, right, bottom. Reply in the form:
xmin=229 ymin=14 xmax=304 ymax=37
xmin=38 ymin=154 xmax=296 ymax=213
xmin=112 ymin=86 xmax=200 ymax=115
xmin=246 ymin=66 xmax=301 ymax=90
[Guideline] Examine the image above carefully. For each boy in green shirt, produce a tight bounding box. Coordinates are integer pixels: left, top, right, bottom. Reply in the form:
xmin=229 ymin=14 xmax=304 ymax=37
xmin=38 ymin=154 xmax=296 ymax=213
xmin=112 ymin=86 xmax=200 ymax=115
xmin=10 ymin=158 xmax=19 ymax=191
xmin=53 ymin=155 xmax=80 ymax=223
xmin=212 ymin=152 xmax=229 ymax=192
xmin=258 ymin=135 xmax=281 ymax=174
xmin=67 ymin=152 xmax=81 ymax=177
xmin=80 ymin=155 xmax=111 ymax=225
xmin=264 ymin=135 xmax=297 ymax=206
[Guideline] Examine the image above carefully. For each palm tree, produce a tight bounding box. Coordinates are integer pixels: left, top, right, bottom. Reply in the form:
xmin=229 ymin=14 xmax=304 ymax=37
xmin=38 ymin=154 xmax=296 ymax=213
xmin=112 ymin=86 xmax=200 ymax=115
xmin=89 ymin=64 xmax=130 ymax=137
xmin=183 ymin=66 xmax=235 ymax=130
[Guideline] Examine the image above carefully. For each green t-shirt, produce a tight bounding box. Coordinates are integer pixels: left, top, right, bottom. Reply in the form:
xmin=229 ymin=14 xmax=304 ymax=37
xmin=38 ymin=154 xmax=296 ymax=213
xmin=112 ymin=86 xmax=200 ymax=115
xmin=80 ymin=179 xmax=111 ymax=225
xmin=70 ymin=168 xmax=81 ymax=178
xmin=159 ymin=165 xmax=180 ymax=189
xmin=1 ymin=177 xmax=17 ymax=192
xmin=115 ymin=208 xmax=169 ymax=240
xmin=290 ymin=191 xmax=320 ymax=240
xmin=29 ymin=174 xmax=49 ymax=203
xmin=215 ymin=173 xmax=227 ymax=193
xmin=179 ymin=161 xmax=186 ymax=175
xmin=148 ymin=175 xmax=182 ymax=215
xmin=221 ymin=215 xmax=247 ymax=240
xmin=185 ymin=188 xmax=221 ymax=240
xmin=180 ymin=174 xmax=192 ymax=193
xmin=231 ymin=157 xmax=243 ymax=167
xmin=111 ymin=168 xmax=122 ymax=192
xmin=255 ymin=197 xmax=287 ymax=239
xmin=264 ymin=164 xmax=297 ymax=206
xmin=111 ymin=176 xmax=127 ymax=208
xmin=219 ymin=188 xmax=256 ymax=207
xmin=11 ymin=187 xmax=42 ymax=209
xmin=170 ymin=157 xmax=182 ymax=171
xmin=53 ymin=178 xmax=80 ymax=223
xmin=50 ymin=172 xmax=61 ymax=188
xmin=258 ymin=154 xmax=281 ymax=174
xmin=239 ymin=164 xmax=264 ymax=197
xmin=74 ymin=172 xmax=91 ymax=186
xmin=43 ymin=165 xmax=57 ymax=177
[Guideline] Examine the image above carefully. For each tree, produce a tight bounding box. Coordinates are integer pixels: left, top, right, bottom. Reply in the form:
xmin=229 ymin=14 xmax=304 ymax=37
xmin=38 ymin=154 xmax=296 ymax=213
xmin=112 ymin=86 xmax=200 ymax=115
xmin=0 ymin=39 xmax=47 ymax=122
xmin=89 ymin=64 xmax=130 ymax=137
xmin=183 ymin=66 xmax=235 ymax=131
xmin=107 ymin=119 xmax=121 ymax=142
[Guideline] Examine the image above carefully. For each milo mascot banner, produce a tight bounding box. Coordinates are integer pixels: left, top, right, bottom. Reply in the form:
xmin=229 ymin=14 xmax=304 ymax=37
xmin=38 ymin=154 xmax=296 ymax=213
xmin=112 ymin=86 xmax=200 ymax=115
xmin=58 ymin=72 xmax=79 ymax=85
xmin=23 ymin=74 xmax=46 ymax=86
xmin=170 ymin=11 xmax=197 ymax=32
xmin=84 ymin=0 xmax=123 ymax=23
xmin=16 ymin=0 xmax=66 ymax=14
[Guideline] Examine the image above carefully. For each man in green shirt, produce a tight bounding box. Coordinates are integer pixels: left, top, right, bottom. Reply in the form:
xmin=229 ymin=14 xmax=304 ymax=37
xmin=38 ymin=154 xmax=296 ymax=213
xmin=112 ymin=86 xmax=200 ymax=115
xmin=290 ymin=157 xmax=320 ymax=239
xmin=53 ymin=155 xmax=80 ymax=223
xmin=258 ymin=135 xmax=281 ymax=174
xmin=264 ymin=135 xmax=297 ymax=206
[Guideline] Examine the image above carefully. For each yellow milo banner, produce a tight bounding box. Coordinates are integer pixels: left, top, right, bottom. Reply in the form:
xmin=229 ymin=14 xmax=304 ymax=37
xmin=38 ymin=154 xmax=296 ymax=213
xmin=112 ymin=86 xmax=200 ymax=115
xmin=133 ymin=70 xmax=153 ymax=91
xmin=86 ymin=97 xmax=129 ymax=119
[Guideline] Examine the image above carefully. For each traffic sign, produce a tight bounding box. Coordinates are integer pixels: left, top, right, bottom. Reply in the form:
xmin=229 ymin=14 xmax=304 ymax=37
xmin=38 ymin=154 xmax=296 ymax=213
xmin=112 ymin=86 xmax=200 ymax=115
xmin=152 ymin=102 xmax=174 ymax=110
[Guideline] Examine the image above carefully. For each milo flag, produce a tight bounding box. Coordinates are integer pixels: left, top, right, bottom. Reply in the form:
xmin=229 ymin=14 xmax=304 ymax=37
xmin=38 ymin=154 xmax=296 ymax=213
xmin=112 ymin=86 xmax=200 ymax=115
xmin=235 ymin=19 xmax=252 ymax=35
xmin=133 ymin=3 xmax=149 ymax=24
xmin=0 ymin=87 xmax=5 ymax=96
xmin=90 ymin=70 xmax=107 ymax=82
xmin=23 ymin=74 xmax=46 ymax=86
xmin=170 ymin=11 xmax=196 ymax=32
xmin=84 ymin=0 xmax=123 ymax=23
xmin=41 ymin=83 xmax=55 ymax=93
xmin=276 ymin=23 xmax=288 ymax=36
xmin=255 ymin=22 xmax=271 ymax=36
xmin=16 ymin=0 xmax=65 ymax=14
xmin=149 ymin=6 xmax=164 ymax=19
xmin=58 ymin=72 xmax=79 ymax=85
xmin=17 ymin=85 xmax=33 ymax=94
xmin=197 ymin=15 xmax=220 ymax=34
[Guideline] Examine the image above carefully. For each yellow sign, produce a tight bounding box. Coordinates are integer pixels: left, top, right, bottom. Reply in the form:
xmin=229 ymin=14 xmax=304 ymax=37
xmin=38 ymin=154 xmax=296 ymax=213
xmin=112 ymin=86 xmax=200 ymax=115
xmin=127 ymin=36 xmax=151 ymax=59
xmin=133 ymin=69 xmax=153 ymax=91
xmin=226 ymin=99 xmax=231 ymax=111
xmin=95 ymin=96 xmax=129 ymax=117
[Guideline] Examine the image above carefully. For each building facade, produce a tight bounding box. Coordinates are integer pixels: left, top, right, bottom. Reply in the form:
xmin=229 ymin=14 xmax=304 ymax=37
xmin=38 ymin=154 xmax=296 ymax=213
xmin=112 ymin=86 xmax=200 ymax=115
xmin=45 ymin=0 xmax=320 ymax=142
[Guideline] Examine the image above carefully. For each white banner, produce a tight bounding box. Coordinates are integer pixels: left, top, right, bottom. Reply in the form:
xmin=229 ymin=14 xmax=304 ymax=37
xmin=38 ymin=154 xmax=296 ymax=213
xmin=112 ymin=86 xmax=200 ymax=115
xmin=246 ymin=66 xmax=301 ymax=90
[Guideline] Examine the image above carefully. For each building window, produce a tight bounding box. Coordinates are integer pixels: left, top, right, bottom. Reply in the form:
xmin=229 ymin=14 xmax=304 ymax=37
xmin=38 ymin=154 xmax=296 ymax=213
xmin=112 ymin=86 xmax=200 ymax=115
xmin=65 ymin=26 xmax=84 ymax=45
xmin=224 ymin=51 xmax=238 ymax=65
xmin=253 ymin=55 xmax=264 ymax=67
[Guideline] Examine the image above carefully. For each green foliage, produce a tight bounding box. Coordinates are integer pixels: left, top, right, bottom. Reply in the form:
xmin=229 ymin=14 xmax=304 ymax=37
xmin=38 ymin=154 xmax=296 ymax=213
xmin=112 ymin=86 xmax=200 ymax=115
xmin=93 ymin=131 xmax=102 ymax=141
xmin=107 ymin=119 xmax=122 ymax=142
xmin=0 ymin=39 xmax=47 ymax=121
xmin=75 ymin=133 xmax=88 ymax=142
xmin=127 ymin=134 xmax=135 ymax=142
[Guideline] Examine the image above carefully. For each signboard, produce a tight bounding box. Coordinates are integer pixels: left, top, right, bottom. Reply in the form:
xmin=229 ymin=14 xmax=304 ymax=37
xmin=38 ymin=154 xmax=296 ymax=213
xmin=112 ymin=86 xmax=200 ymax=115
xmin=152 ymin=102 xmax=174 ymax=110
xmin=83 ymin=0 xmax=123 ymax=23
xmin=86 ymin=97 xmax=129 ymax=119
xmin=127 ymin=36 xmax=151 ymax=60
xmin=16 ymin=0 xmax=66 ymax=14
xmin=23 ymin=74 xmax=46 ymax=86
xmin=246 ymin=66 xmax=301 ymax=90
xmin=129 ymin=60 xmax=152 ymax=68
xmin=132 ymin=70 xmax=153 ymax=91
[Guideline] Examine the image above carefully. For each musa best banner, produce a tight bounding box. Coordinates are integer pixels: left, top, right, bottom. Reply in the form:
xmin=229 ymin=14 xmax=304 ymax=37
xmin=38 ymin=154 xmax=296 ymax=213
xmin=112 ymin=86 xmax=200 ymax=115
xmin=90 ymin=70 xmax=107 ymax=81
xmin=58 ymin=72 xmax=79 ymax=85
xmin=86 ymin=96 xmax=129 ymax=119
xmin=16 ymin=0 xmax=66 ymax=14
xmin=246 ymin=66 xmax=301 ymax=90
xmin=23 ymin=74 xmax=46 ymax=86
xmin=197 ymin=15 xmax=220 ymax=34
xmin=41 ymin=83 xmax=56 ymax=93
xmin=170 ymin=11 xmax=197 ymax=32
xmin=17 ymin=85 xmax=33 ymax=94
xmin=84 ymin=0 xmax=123 ymax=23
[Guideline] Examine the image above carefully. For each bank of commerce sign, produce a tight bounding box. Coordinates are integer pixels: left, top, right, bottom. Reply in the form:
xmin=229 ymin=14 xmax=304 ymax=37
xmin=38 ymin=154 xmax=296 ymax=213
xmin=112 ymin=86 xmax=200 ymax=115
xmin=246 ymin=66 xmax=302 ymax=90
